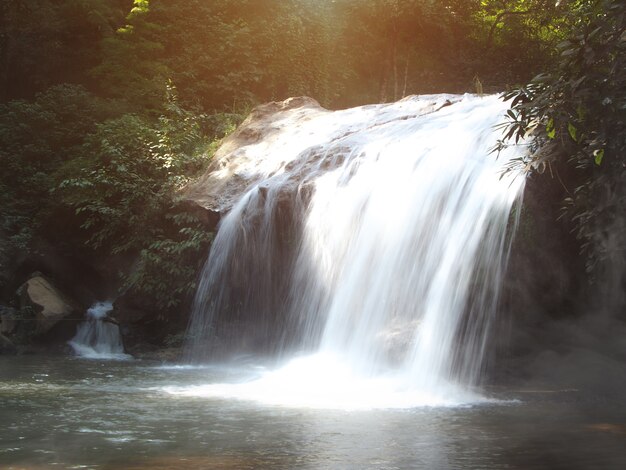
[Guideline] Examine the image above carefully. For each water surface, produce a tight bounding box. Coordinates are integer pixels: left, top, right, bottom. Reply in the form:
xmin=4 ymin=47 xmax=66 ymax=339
xmin=1 ymin=356 xmax=625 ymax=469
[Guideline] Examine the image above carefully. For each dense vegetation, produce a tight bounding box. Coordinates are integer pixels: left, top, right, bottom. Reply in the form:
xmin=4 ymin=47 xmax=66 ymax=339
xmin=500 ymin=0 xmax=625 ymax=309
xmin=1 ymin=0 xmax=623 ymax=324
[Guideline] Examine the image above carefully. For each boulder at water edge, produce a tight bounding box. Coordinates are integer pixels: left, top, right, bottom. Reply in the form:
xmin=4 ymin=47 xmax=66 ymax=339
xmin=17 ymin=274 xmax=80 ymax=336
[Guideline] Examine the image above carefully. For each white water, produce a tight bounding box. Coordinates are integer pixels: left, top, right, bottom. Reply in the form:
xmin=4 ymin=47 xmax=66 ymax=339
xmin=69 ymin=301 xmax=130 ymax=360
xmin=181 ymin=94 xmax=526 ymax=409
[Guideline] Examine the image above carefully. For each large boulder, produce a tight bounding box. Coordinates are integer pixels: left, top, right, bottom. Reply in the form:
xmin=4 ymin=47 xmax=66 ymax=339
xmin=183 ymin=97 xmax=325 ymax=214
xmin=183 ymin=95 xmax=458 ymax=215
xmin=17 ymin=274 xmax=81 ymax=336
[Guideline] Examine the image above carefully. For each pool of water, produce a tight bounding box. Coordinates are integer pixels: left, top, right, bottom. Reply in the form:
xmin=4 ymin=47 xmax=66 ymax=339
xmin=1 ymin=355 xmax=625 ymax=469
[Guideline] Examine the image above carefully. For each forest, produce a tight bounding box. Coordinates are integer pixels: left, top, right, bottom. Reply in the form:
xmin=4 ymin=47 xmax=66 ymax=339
xmin=1 ymin=1 xmax=626 ymax=468
xmin=0 ymin=0 xmax=624 ymax=345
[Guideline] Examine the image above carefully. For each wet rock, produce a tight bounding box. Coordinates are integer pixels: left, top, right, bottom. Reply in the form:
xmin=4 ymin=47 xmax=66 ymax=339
xmin=183 ymin=97 xmax=326 ymax=215
xmin=111 ymin=292 xmax=163 ymax=352
xmin=183 ymin=95 xmax=462 ymax=216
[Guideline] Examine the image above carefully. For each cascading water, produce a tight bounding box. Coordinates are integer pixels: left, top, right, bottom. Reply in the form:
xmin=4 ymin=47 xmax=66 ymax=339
xmin=69 ymin=301 xmax=130 ymax=360
xmin=177 ymin=94 xmax=526 ymax=409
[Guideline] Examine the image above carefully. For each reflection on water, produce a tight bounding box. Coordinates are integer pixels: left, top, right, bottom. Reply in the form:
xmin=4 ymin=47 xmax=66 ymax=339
xmin=1 ymin=356 xmax=625 ymax=469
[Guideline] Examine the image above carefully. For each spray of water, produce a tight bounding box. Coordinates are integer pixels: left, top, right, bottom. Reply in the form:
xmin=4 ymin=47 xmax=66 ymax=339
xmin=69 ymin=301 xmax=130 ymax=360
xmin=178 ymin=94 xmax=526 ymax=409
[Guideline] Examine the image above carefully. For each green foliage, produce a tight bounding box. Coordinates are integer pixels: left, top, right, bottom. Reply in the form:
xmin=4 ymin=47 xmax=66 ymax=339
xmin=4 ymin=0 xmax=606 ymax=319
xmin=0 ymin=84 xmax=114 ymax=249
xmin=85 ymin=0 xmax=570 ymax=111
xmin=55 ymin=87 xmax=238 ymax=310
xmin=58 ymin=114 xmax=165 ymax=251
xmin=498 ymin=0 xmax=625 ymax=277
xmin=3 ymin=0 xmax=578 ymax=111
xmin=56 ymin=88 xmax=221 ymax=249
xmin=123 ymin=214 xmax=213 ymax=312
xmin=0 ymin=76 xmax=239 ymax=312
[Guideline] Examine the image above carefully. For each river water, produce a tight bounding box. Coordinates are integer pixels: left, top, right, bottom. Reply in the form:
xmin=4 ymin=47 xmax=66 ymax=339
xmin=2 ymin=355 xmax=625 ymax=469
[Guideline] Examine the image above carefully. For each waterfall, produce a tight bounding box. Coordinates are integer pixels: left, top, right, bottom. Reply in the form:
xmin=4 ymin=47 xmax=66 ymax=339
xmin=69 ymin=301 xmax=130 ymax=360
xmin=180 ymin=94 xmax=526 ymax=408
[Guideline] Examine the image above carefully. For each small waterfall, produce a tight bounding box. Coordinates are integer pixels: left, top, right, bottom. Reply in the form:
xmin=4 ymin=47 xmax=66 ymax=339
xmin=181 ymin=94 xmax=526 ymax=408
xmin=69 ymin=301 xmax=130 ymax=360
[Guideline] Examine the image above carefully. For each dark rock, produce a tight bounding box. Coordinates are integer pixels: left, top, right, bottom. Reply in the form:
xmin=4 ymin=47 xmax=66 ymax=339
xmin=10 ymin=238 xmax=111 ymax=307
xmin=102 ymin=316 xmax=119 ymax=326
xmin=0 ymin=229 xmax=16 ymax=298
xmin=112 ymin=295 xmax=150 ymax=326
xmin=488 ymin=167 xmax=587 ymax=383
xmin=0 ymin=305 xmax=18 ymax=335
xmin=112 ymin=293 xmax=159 ymax=351
xmin=177 ymin=198 xmax=221 ymax=232
xmin=0 ymin=333 xmax=17 ymax=354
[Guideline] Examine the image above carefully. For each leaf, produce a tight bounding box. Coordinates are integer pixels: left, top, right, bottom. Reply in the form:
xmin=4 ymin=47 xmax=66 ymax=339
xmin=546 ymin=117 xmax=556 ymax=139
xmin=568 ymin=122 xmax=578 ymax=142
xmin=593 ymin=149 xmax=604 ymax=166
xmin=556 ymin=40 xmax=573 ymax=51
xmin=561 ymin=48 xmax=577 ymax=57
xmin=531 ymin=73 xmax=550 ymax=83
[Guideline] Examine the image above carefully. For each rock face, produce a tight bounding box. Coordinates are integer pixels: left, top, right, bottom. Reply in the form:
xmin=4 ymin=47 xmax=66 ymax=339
xmin=0 ymin=305 xmax=17 ymax=335
xmin=18 ymin=274 xmax=80 ymax=336
xmin=0 ymin=230 xmax=13 ymax=295
xmin=0 ymin=333 xmax=16 ymax=354
xmin=183 ymin=95 xmax=457 ymax=215
xmin=183 ymin=97 xmax=325 ymax=214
